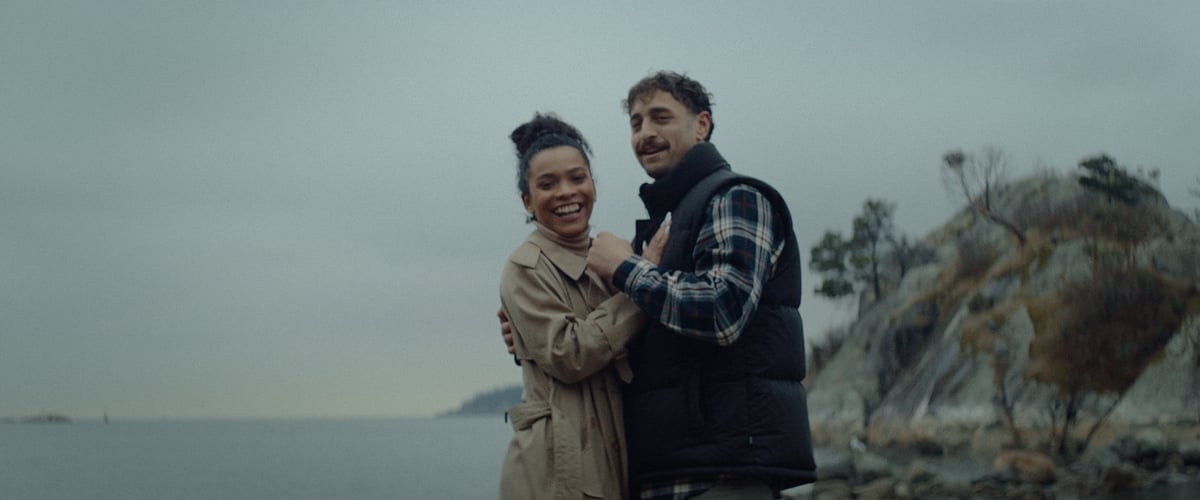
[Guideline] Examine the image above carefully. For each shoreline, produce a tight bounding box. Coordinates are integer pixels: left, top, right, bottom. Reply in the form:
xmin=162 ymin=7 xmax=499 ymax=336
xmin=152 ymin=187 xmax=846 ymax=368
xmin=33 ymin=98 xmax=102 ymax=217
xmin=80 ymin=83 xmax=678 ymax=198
xmin=794 ymin=421 xmax=1200 ymax=499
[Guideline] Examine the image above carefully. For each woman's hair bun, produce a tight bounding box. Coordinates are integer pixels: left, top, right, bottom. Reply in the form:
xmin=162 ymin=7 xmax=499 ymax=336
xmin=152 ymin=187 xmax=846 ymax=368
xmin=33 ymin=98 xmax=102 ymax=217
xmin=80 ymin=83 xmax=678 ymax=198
xmin=510 ymin=112 xmax=591 ymax=159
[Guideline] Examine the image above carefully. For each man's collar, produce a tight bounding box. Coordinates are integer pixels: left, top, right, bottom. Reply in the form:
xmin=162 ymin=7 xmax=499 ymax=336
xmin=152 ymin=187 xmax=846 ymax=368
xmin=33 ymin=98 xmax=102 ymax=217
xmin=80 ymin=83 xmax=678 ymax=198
xmin=638 ymin=142 xmax=729 ymax=217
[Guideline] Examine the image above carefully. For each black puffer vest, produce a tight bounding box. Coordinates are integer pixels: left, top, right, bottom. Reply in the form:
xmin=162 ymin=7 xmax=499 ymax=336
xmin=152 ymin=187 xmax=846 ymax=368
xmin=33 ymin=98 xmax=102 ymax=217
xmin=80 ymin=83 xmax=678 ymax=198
xmin=625 ymin=143 xmax=817 ymax=490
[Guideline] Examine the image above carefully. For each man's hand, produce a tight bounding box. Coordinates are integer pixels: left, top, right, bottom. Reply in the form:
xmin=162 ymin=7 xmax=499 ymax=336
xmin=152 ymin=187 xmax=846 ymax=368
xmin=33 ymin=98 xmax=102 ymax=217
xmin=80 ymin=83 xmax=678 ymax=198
xmin=588 ymin=232 xmax=635 ymax=287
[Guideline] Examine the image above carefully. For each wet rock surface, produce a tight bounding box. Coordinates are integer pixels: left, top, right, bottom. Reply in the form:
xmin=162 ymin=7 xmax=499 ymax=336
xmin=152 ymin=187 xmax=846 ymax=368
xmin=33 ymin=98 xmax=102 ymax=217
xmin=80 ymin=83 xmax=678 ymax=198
xmin=784 ymin=433 xmax=1200 ymax=499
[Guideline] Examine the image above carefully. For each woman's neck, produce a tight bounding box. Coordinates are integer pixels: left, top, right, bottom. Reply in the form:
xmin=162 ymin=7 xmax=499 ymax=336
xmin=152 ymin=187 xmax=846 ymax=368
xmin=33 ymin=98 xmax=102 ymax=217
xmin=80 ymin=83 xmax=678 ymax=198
xmin=535 ymin=222 xmax=590 ymax=257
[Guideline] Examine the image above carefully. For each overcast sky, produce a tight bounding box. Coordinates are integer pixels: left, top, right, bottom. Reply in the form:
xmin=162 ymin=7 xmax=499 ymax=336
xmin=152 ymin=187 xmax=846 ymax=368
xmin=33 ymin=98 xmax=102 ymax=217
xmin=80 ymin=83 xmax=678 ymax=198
xmin=3 ymin=1 xmax=1197 ymax=420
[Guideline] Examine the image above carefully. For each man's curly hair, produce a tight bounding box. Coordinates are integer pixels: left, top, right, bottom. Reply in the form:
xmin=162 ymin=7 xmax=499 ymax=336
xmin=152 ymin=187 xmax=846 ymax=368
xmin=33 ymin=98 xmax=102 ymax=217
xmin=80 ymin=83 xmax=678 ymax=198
xmin=623 ymin=71 xmax=715 ymax=141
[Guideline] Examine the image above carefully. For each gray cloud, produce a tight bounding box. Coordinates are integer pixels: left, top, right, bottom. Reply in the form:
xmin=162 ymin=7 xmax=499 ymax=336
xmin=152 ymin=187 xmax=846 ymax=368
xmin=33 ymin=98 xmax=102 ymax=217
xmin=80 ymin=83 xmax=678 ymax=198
xmin=3 ymin=0 xmax=1197 ymax=418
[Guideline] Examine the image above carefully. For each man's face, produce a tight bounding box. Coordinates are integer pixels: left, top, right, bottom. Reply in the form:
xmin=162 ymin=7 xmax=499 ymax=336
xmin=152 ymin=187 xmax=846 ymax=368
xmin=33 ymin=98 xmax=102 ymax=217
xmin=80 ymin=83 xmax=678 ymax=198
xmin=628 ymin=90 xmax=712 ymax=179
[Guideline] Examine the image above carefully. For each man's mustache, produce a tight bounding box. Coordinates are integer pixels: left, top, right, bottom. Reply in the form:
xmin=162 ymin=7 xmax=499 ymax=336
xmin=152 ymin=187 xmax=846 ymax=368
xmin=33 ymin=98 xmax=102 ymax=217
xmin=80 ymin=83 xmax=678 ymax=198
xmin=636 ymin=139 xmax=667 ymax=154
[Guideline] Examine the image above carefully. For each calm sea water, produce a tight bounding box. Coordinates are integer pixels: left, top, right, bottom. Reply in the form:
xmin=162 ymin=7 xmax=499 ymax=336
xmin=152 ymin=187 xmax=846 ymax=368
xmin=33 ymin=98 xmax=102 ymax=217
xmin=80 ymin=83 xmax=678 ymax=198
xmin=0 ymin=417 xmax=512 ymax=500
xmin=7 ymin=419 xmax=1197 ymax=499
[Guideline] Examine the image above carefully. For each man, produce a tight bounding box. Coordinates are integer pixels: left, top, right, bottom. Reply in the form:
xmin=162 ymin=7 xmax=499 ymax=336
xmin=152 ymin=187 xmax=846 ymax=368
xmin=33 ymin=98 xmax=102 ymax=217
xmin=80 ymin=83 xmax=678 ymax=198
xmin=586 ymin=71 xmax=815 ymax=499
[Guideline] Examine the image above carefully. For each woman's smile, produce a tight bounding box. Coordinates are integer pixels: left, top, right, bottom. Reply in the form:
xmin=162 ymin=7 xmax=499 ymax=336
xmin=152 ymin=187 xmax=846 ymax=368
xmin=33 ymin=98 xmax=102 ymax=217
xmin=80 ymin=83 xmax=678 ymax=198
xmin=553 ymin=203 xmax=583 ymax=216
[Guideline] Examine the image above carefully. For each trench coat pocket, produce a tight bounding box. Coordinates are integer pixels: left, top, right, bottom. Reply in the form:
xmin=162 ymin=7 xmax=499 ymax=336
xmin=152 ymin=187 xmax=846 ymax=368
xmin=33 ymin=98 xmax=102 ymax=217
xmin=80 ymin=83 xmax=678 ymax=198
xmin=507 ymin=400 xmax=551 ymax=432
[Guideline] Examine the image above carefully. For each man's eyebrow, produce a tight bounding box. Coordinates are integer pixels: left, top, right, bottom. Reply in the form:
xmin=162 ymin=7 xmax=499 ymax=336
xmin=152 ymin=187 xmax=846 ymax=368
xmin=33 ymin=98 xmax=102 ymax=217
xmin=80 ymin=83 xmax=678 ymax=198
xmin=631 ymin=106 xmax=673 ymax=120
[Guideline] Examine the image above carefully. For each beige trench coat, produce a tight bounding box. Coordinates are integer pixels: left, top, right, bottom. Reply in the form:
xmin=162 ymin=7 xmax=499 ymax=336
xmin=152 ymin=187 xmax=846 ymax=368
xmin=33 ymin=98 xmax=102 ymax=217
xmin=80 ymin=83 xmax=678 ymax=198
xmin=498 ymin=230 xmax=646 ymax=500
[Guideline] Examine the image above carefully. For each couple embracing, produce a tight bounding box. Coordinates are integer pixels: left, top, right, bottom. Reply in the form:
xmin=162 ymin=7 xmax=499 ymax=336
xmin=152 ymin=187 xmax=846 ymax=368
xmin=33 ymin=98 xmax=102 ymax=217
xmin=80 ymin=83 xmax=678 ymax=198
xmin=497 ymin=71 xmax=816 ymax=500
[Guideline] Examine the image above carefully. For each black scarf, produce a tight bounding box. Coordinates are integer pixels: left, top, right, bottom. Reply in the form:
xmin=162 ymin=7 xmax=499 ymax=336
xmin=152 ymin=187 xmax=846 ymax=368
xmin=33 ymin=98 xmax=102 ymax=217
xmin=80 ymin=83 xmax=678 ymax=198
xmin=632 ymin=142 xmax=730 ymax=254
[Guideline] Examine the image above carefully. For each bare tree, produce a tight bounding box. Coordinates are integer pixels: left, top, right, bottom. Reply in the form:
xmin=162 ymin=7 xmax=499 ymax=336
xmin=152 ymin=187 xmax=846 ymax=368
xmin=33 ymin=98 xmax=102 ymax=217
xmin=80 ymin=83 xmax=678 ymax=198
xmin=942 ymin=146 xmax=1027 ymax=246
xmin=991 ymin=338 xmax=1024 ymax=449
xmin=886 ymin=234 xmax=935 ymax=283
xmin=1029 ymin=265 xmax=1188 ymax=456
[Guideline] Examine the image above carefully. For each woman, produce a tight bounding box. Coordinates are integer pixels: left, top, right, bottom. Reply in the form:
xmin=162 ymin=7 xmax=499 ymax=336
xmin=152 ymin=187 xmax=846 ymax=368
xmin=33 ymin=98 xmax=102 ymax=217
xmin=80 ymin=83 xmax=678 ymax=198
xmin=498 ymin=113 xmax=662 ymax=499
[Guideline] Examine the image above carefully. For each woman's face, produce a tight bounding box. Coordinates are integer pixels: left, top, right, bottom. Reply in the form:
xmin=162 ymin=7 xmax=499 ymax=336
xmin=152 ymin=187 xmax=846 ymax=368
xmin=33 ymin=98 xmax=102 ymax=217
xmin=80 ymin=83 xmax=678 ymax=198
xmin=521 ymin=146 xmax=595 ymax=239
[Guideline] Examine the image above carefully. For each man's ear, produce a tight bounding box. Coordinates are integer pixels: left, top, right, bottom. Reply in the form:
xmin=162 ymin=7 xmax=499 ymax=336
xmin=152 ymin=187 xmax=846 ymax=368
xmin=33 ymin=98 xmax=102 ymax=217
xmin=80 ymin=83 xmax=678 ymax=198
xmin=695 ymin=111 xmax=712 ymax=142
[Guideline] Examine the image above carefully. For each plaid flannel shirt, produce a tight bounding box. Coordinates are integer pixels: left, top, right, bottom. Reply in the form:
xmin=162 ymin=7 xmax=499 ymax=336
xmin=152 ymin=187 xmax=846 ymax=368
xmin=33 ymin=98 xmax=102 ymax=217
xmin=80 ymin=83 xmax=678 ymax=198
xmin=636 ymin=476 xmax=721 ymax=500
xmin=614 ymin=184 xmax=785 ymax=347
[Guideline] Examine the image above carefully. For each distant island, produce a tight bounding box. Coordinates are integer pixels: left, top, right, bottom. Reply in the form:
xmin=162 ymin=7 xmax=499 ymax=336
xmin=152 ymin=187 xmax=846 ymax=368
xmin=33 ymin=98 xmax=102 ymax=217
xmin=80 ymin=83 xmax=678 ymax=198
xmin=440 ymin=385 xmax=521 ymax=417
xmin=0 ymin=412 xmax=72 ymax=424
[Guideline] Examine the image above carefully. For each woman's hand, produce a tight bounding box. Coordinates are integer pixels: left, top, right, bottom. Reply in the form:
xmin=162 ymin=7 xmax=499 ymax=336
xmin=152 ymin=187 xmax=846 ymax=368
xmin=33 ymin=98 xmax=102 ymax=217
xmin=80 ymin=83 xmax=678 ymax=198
xmin=498 ymin=308 xmax=515 ymax=355
xmin=641 ymin=219 xmax=670 ymax=265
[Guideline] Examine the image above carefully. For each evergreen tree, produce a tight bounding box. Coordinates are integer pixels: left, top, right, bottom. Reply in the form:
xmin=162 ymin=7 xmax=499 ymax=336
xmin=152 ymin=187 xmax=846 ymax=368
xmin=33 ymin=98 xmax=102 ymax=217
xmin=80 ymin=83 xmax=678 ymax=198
xmin=809 ymin=230 xmax=854 ymax=299
xmin=809 ymin=198 xmax=900 ymax=303
xmin=850 ymin=199 xmax=895 ymax=301
xmin=1076 ymin=154 xmax=1160 ymax=205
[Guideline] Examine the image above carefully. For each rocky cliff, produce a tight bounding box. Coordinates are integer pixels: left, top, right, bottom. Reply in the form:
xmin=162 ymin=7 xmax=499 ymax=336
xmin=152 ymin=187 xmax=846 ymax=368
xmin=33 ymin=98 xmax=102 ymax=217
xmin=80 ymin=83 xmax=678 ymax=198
xmin=805 ymin=173 xmax=1200 ymax=455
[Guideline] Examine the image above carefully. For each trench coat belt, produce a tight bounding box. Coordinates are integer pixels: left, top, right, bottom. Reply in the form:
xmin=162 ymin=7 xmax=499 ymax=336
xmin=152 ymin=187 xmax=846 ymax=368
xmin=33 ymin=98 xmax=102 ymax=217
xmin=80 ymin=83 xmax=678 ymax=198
xmin=507 ymin=400 xmax=551 ymax=431
xmin=506 ymin=399 xmax=582 ymax=499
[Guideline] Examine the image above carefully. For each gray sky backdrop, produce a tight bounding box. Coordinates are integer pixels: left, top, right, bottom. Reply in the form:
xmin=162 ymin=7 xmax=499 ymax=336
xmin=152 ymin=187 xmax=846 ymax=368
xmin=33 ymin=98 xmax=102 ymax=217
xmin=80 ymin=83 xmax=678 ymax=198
xmin=3 ymin=1 xmax=1198 ymax=419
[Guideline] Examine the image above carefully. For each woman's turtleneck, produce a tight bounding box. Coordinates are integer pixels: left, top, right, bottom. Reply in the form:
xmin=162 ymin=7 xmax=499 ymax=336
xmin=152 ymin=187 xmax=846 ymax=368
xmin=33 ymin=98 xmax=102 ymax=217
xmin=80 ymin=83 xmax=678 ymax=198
xmin=534 ymin=222 xmax=590 ymax=258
